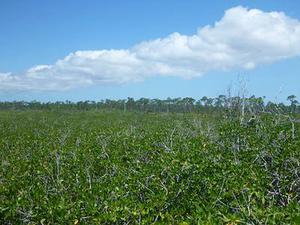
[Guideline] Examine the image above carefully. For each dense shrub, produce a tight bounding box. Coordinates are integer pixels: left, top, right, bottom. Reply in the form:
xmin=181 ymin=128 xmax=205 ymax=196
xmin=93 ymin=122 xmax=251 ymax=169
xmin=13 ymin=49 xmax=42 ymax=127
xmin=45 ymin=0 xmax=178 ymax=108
xmin=0 ymin=110 xmax=300 ymax=224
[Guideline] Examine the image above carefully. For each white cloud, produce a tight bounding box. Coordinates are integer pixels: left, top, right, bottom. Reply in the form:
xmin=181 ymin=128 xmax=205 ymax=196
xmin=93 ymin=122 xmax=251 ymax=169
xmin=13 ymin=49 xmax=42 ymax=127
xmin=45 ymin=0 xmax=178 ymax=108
xmin=1 ymin=6 xmax=300 ymax=91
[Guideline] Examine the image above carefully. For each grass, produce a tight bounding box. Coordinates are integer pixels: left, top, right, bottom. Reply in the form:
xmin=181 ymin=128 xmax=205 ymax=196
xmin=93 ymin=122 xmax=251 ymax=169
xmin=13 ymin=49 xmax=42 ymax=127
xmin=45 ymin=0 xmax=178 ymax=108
xmin=1 ymin=110 xmax=300 ymax=224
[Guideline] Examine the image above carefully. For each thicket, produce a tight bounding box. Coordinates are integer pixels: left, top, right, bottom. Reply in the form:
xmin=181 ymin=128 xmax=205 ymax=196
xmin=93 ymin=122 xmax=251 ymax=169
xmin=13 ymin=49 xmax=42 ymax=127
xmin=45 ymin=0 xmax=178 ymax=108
xmin=1 ymin=97 xmax=300 ymax=224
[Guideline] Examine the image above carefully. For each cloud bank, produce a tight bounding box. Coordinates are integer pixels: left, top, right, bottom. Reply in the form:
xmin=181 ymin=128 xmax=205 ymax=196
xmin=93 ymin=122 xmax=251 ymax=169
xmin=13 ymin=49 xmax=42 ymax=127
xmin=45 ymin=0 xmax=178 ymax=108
xmin=1 ymin=6 xmax=300 ymax=91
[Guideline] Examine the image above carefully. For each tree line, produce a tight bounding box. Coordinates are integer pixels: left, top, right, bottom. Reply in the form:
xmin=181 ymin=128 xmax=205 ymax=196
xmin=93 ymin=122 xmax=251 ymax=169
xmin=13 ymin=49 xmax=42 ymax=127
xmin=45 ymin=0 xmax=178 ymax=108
xmin=0 ymin=95 xmax=298 ymax=114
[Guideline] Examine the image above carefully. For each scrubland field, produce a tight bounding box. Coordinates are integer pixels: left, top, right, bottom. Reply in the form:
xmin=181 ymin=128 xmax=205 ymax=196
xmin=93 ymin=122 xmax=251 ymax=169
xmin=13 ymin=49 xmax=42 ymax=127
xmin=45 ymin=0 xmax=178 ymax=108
xmin=1 ymin=110 xmax=300 ymax=224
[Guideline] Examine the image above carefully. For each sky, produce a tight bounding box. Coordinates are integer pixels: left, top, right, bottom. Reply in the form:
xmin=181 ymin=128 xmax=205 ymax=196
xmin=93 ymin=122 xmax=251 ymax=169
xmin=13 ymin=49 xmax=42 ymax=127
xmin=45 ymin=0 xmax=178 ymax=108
xmin=0 ymin=0 xmax=300 ymax=102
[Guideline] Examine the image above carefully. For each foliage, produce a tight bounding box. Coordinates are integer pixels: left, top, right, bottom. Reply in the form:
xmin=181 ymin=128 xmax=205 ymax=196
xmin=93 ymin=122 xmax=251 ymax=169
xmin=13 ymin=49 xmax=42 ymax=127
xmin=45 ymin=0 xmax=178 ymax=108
xmin=0 ymin=95 xmax=299 ymax=114
xmin=1 ymin=109 xmax=300 ymax=224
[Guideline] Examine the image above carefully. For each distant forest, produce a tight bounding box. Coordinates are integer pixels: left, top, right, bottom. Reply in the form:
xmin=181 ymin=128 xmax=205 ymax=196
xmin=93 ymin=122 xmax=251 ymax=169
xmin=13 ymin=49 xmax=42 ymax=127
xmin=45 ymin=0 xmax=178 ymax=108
xmin=0 ymin=95 xmax=299 ymax=114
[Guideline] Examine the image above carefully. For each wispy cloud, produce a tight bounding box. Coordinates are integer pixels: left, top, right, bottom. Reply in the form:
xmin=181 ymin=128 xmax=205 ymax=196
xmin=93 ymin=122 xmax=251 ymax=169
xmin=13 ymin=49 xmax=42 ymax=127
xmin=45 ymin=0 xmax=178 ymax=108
xmin=1 ymin=6 xmax=300 ymax=91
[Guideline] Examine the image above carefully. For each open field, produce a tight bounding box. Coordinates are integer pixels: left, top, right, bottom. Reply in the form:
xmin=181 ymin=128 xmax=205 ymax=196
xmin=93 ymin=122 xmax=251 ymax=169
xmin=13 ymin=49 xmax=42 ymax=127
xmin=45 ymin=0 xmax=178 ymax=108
xmin=1 ymin=110 xmax=300 ymax=224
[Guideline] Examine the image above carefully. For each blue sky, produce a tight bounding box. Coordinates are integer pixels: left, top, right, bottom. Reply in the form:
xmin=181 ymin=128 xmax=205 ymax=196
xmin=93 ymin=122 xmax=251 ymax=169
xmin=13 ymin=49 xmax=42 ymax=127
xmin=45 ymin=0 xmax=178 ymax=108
xmin=0 ymin=0 xmax=299 ymax=102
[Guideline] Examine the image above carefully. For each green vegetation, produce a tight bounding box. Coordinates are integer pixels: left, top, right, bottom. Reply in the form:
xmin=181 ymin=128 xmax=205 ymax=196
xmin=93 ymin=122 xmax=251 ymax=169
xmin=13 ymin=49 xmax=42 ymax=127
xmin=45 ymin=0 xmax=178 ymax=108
xmin=1 ymin=102 xmax=300 ymax=224
xmin=0 ymin=95 xmax=298 ymax=114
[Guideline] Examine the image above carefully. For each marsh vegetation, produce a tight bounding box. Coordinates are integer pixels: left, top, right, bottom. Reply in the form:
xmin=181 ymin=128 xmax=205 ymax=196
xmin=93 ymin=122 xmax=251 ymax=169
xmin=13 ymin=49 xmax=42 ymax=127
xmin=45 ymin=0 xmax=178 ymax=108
xmin=1 ymin=96 xmax=300 ymax=224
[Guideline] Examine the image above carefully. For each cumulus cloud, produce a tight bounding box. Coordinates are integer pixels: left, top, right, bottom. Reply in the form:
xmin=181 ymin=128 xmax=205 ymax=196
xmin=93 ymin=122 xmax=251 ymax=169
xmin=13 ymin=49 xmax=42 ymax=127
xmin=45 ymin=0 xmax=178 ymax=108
xmin=1 ymin=6 xmax=300 ymax=91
